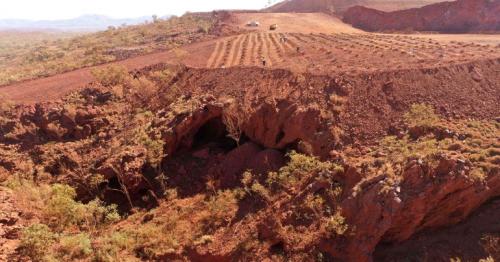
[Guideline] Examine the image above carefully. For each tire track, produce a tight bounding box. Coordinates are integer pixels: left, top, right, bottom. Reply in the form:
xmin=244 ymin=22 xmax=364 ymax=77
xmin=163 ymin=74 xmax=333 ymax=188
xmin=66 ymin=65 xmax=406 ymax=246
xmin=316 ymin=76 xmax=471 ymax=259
xmin=262 ymin=33 xmax=275 ymax=67
xmin=219 ymin=37 xmax=235 ymax=68
xmin=235 ymin=34 xmax=248 ymax=66
xmin=228 ymin=35 xmax=244 ymax=67
xmin=281 ymin=33 xmax=298 ymax=51
xmin=256 ymin=33 xmax=265 ymax=67
xmin=268 ymin=33 xmax=285 ymax=64
xmin=245 ymin=33 xmax=257 ymax=66
xmin=213 ymin=38 xmax=229 ymax=68
xmin=243 ymin=33 xmax=255 ymax=66
xmin=206 ymin=41 xmax=223 ymax=68
xmin=291 ymin=33 xmax=309 ymax=44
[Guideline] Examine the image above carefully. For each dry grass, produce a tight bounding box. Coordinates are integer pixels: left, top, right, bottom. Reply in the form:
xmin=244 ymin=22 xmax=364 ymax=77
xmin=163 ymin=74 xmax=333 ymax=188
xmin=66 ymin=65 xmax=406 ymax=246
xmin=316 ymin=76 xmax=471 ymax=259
xmin=0 ymin=14 xmax=216 ymax=85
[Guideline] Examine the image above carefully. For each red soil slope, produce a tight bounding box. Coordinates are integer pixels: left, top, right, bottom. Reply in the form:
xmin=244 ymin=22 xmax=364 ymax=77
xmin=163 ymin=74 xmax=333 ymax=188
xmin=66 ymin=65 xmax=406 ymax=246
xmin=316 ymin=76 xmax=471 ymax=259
xmin=343 ymin=0 xmax=500 ymax=32
xmin=3 ymin=30 xmax=499 ymax=103
xmin=375 ymin=198 xmax=500 ymax=261
xmin=266 ymin=0 xmax=446 ymax=14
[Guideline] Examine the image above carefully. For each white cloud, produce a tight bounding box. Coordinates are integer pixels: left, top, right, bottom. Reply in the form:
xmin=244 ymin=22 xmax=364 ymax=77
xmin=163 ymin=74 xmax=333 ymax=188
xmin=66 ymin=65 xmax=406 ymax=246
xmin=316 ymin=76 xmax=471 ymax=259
xmin=0 ymin=0 xmax=283 ymax=20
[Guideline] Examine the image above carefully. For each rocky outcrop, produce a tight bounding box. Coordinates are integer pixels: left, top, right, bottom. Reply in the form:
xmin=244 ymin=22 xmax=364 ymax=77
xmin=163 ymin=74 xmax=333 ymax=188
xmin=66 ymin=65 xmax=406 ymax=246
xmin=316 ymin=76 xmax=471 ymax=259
xmin=343 ymin=0 xmax=500 ymax=32
xmin=324 ymin=156 xmax=499 ymax=261
xmin=191 ymin=155 xmax=499 ymax=261
xmin=0 ymin=87 xmax=114 ymax=146
xmin=157 ymin=95 xmax=337 ymax=159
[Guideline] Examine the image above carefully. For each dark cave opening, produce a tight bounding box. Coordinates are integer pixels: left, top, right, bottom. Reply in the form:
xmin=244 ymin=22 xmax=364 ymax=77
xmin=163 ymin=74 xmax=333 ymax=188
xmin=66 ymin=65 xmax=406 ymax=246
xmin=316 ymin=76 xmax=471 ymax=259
xmin=191 ymin=117 xmax=238 ymax=151
xmin=189 ymin=117 xmax=252 ymax=153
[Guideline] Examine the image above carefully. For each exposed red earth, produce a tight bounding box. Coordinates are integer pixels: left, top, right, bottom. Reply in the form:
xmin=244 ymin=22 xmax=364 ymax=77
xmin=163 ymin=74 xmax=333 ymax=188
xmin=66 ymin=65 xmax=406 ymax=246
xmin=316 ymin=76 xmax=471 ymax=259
xmin=0 ymin=5 xmax=499 ymax=261
xmin=1 ymin=12 xmax=499 ymax=103
xmin=343 ymin=0 xmax=500 ymax=32
xmin=265 ymin=0 xmax=448 ymax=14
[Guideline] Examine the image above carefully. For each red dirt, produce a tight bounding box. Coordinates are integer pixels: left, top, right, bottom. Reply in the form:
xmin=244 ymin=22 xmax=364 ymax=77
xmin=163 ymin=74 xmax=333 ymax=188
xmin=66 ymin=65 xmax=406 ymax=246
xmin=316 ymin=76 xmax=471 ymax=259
xmin=0 ymin=187 xmax=26 ymax=261
xmin=265 ymin=0 xmax=447 ymax=14
xmin=0 ymin=10 xmax=499 ymax=261
xmin=343 ymin=0 xmax=500 ymax=33
xmin=1 ymin=59 xmax=499 ymax=261
xmin=375 ymin=198 xmax=500 ymax=261
xmin=151 ymin=58 xmax=500 ymax=153
xmin=0 ymin=40 xmax=214 ymax=103
xmin=1 ymin=12 xmax=499 ymax=103
xmin=3 ymin=31 xmax=499 ymax=103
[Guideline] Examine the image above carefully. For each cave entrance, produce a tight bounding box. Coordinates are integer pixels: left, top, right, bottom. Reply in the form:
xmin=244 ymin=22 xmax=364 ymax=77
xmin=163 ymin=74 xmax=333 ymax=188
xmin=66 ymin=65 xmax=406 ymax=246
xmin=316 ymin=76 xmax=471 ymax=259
xmin=191 ymin=117 xmax=242 ymax=152
xmin=163 ymin=116 xmax=253 ymax=197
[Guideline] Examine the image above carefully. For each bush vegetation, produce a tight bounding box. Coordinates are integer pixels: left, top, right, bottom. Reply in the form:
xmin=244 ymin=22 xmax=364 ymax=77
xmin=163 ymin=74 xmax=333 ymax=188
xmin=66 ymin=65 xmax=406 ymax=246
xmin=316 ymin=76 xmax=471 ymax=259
xmin=19 ymin=224 xmax=56 ymax=260
xmin=91 ymin=65 xmax=130 ymax=87
xmin=403 ymin=103 xmax=439 ymax=128
xmin=266 ymin=151 xmax=343 ymax=191
xmin=369 ymin=107 xmax=498 ymax=184
xmin=6 ymin=181 xmax=122 ymax=261
xmin=0 ymin=13 xmax=216 ymax=85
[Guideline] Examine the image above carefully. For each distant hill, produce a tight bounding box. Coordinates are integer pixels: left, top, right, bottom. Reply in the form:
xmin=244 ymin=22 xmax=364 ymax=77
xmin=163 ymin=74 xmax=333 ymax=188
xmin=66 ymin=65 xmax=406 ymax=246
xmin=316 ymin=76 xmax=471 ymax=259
xmin=265 ymin=0 xmax=448 ymax=14
xmin=343 ymin=0 xmax=500 ymax=32
xmin=0 ymin=14 xmax=172 ymax=31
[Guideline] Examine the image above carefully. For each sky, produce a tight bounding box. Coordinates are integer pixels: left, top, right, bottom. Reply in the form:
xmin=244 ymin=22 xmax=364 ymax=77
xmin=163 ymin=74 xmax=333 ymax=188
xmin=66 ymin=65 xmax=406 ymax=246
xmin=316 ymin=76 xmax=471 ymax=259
xmin=0 ymin=0 xmax=282 ymax=20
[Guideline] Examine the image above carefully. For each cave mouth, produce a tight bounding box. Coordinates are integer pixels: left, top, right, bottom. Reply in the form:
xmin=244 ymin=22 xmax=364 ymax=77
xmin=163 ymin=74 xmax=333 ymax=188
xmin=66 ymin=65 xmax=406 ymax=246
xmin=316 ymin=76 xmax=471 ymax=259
xmin=161 ymin=116 xmax=257 ymax=197
xmin=191 ymin=117 xmax=247 ymax=152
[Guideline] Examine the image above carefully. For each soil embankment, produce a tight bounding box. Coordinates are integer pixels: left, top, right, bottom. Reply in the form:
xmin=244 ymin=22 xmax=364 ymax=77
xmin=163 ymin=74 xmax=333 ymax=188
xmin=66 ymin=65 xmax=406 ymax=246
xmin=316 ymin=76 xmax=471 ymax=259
xmin=343 ymin=0 xmax=500 ymax=32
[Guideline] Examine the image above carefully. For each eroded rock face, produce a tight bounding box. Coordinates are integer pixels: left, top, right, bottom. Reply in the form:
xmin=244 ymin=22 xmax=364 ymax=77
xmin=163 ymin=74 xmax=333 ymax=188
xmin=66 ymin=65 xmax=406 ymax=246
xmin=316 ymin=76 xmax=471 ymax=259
xmin=343 ymin=0 xmax=500 ymax=33
xmin=157 ymin=96 xmax=337 ymax=159
xmin=188 ymin=155 xmax=498 ymax=261
xmin=242 ymin=100 xmax=332 ymax=157
xmin=323 ymin=157 xmax=499 ymax=261
xmin=96 ymin=147 xmax=149 ymax=196
xmin=0 ymin=88 xmax=113 ymax=145
xmin=156 ymin=96 xmax=224 ymax=157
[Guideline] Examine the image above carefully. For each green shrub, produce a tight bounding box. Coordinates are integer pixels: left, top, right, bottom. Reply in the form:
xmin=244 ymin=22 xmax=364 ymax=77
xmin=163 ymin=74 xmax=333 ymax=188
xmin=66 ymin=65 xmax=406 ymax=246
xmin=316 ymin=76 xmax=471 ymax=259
xmin=81 ymin=199 xmax=121 ymax=231
xmin=94 ymin=232 xmax=133 ymax=262
xmin=44 ymin=184 xmax=120 ymax=232
xmin=132 ymin=223 xmax=179 ymax=259
xmin=127 ymin=76 xmax=158 ymax=100
xmin=91 ymin=65 xmax=130 ymax=87
xmin=325 ymin=210 xmax=348 ymax=235
xmin=57 ymin=233 xmax=92 ymax=259
xmin=469 ymin=168 xmax=486 ymax=182
xmin=44 ymin=184 xmax=82 ymax=231
xmin=266 ymin=151 xmax=339 ymax=190
xmin=381 ymin=136 xmax=442 ymax=164
xmin=404 ymin=103 xmax=439 ymax=128
xmin=204 ymin=190 xmax=239 ymax=230
xmin=133 ymin=125 xmax=165 ymax=166
xmin=19 ymin=224 xmax=56 ymax=260
xmin=149 ymin=68 xmax=175 ymax=86
xmin=250 ymin=181 xmax=271 ymax=202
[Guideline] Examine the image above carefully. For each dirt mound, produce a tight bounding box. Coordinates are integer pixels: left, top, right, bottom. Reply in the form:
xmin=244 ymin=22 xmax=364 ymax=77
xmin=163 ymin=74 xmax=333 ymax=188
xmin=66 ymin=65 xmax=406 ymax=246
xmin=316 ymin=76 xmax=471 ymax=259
xmin=343 ymin=0 xmax=500 ymax=32
xmin=265 ymin=0 xmax=446 ymax=14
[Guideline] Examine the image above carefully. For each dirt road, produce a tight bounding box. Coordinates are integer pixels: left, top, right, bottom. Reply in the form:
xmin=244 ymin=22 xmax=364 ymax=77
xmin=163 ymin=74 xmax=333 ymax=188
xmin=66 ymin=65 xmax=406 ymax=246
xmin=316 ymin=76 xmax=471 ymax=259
xmin=232 ymin=12 xmax=363 ymax=34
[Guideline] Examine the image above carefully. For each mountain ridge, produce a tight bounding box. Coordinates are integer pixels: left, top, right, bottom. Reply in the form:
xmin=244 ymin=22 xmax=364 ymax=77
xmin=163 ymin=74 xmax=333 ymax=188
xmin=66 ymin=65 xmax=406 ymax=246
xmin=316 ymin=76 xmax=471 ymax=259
xmin=0 ymin=14 xmax=172 ymax=31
